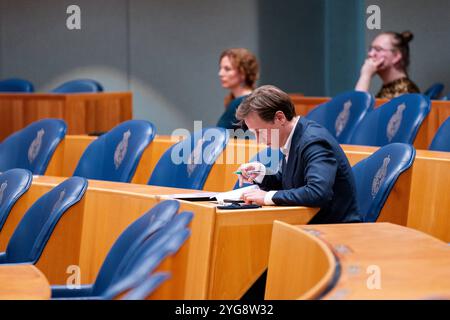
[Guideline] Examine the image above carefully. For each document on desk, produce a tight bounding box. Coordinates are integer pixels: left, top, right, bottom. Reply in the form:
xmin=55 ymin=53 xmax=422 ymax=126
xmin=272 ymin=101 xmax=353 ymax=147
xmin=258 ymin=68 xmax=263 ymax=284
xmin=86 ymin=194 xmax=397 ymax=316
xmin=168 ymin=185 xmax=260 ymax=204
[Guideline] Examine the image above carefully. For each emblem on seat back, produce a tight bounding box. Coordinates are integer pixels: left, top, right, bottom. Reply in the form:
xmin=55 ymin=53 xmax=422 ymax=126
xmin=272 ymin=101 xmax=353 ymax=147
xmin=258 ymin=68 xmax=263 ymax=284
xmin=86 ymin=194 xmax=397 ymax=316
xmin=114 ymin=130 xmax=131 ymax=170
xmin=387 ymin=103 xmax=406 ymax=142
xmin=0 ymin=181 xmax=7 ymax=205
xmin=187 ymin=138 xmax=204 ymax=177
xmin=371 ymin=155 xmax=391 ymax=198
xmin=335 ymin=100 xmax=352 ymax=137
xmin=28 ymin=129 xmax=45 ymax=164
xmin=51 ymin=189 xmax=66 ymax=214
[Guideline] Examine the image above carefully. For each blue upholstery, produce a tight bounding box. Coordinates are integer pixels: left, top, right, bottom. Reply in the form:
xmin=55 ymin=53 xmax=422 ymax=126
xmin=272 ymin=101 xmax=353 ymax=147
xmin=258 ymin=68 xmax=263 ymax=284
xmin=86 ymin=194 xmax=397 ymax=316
xmin=73 ymin=120 xmax=156 ymax=182
xmin=0 ymin=177 xmax=87 ymax=264
xmin=441 ymin=94 xmax=449 ymax=101
xmin=424 ymin=83 xmax=444 ymax=99
xmin=148 ymin=127 xmax=229 ymax=189
xmin=0 ymin=119 xmax=67 ymax=175
xmin=51 ymin=200 xmax=180 ymax=299
xmin=306 ymin=91 xmax=374 ymax=143
xmin=429 ymin=117 xmax=450 ymax=152
xmin=233 ymin=147 xmax=283 ymax=189
xmin=117 ymin=211 xmax=194 ymax=278
xmin=51 ymin=79 xmax=104 ymax=93
xmin=0 ymin=78 xmax=34 ymax=92
xmin=349 ymin=94 xmax=430 ymax=147
xmin=103 ymin=228 xmax=191 ymax=300
xmin=0 ymin=169 xmax=33 ymax=232
xmin=352 ymin=143 xmax=415 ymax=222
xmin=120 ymin=272 xmax=170 ymax=300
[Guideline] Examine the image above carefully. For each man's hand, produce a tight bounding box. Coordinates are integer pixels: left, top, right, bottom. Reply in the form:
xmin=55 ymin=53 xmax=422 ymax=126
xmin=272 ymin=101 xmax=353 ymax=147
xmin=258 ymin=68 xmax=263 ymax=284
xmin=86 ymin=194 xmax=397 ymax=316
xmin=241 ymin=189 xmax=267 ymax=205
xmin=237 ymin=162 xmax=265 ymax=187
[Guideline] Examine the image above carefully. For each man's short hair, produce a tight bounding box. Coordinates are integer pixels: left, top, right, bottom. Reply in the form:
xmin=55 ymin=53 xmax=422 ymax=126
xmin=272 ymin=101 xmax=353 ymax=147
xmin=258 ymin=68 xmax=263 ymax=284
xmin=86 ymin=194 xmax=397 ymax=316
xmin=236 ymin=85 xmax=296 ymax=124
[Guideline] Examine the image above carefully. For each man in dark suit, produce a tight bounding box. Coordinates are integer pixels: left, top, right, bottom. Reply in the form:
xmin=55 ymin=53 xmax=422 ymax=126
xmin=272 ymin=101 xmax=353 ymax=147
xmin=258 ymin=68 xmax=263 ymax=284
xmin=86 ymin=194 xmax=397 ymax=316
xmin=237 ymin=85 xmax=361 ymax=224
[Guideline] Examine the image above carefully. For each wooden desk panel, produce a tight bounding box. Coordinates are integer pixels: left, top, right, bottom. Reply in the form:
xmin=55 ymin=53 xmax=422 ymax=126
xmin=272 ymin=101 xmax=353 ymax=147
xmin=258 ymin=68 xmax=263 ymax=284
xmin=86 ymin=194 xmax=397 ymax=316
xmin=0 ymin=265 xmax=51 ymax=300
xmin=2 ymin=175 xmax=316 ymax=299
xmin=265 ymin=221 xmax=337 ymax=300
xmin=290 ymin=95 xmax=450 ymax=150
xmin=306 ymin=223 xmax=450 ymax=299
xmin=267 ymin=222 xmax=450 ymax=299
xmin=0 ymin=92 xmax=132 ymax=141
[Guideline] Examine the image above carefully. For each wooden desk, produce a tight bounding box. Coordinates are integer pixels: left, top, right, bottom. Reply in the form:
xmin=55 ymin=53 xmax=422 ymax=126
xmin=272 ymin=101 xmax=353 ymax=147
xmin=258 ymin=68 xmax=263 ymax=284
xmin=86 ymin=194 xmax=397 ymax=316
xmin=0 ymin=264 xmax=51 ymax=300
xmin=0 ymin=175 xmax=317 ymax=299
xmin=266 ymin=221 xmax=450 ymax=300
xmin=290 ymin=95 xmax=450 ymax=150
xmin=0 ymin=92 xmax=132 ymax=141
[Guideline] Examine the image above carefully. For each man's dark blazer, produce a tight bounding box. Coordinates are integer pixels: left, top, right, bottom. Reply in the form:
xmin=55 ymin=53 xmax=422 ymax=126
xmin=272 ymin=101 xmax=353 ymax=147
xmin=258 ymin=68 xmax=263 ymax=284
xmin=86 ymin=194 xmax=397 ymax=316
xmin=258 ymin=117 xmax=361 ymax=224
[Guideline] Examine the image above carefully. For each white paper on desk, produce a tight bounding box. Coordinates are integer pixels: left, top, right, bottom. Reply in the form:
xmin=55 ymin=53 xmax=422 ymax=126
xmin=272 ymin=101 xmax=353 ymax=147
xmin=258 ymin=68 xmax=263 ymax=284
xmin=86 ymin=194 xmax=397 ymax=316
xmin=166 ymin=191 xmax=218 ymax=201
xmin=215 ymin=185 xmax=260 ymax=204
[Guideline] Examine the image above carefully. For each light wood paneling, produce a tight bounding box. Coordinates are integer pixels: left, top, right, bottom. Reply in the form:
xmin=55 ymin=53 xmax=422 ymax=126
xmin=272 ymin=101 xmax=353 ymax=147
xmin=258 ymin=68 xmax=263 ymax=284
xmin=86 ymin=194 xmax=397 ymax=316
xmin=0 ymin=92 xmax=132 ymax=142
xmin=265 ymin=221 xmax=336 ymax=300
xmin=0 ymin=265 xmax=51 ymax=300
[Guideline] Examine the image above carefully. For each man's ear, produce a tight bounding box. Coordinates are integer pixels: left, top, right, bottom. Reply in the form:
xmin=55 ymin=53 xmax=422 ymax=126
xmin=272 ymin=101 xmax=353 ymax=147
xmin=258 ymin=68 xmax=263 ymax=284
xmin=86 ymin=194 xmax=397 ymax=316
xmin=274 ymin=111 xmax=287 ymax=124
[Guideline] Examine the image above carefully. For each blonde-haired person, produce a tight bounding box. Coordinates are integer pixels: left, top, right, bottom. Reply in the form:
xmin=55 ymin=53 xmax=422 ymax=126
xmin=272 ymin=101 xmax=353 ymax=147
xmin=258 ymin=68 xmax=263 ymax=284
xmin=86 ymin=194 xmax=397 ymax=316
xmin=355 ymin=31 xmax=420 ymax=99
xmin=217 ymin=48 xmax=259 ymax=129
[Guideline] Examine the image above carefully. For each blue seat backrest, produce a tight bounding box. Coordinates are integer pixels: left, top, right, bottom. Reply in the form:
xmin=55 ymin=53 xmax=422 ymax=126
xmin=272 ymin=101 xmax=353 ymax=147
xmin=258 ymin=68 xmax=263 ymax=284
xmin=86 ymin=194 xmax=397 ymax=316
xmin=51 ymin=79 xmax=104 ymax=93
xmin=102 ymin=229 xmax=191 ymax=299
xmin=0 ymin=169 xmax=33 ymax=232
xmin=233 ymin=147 xmax=283 ymax=189
xmin=120 ymin=272 xmax=170 ymax=300
xmin=1 ymin=176 xmax=87 ymax=264
xmin=92 ymin=200 xmax=180 ymax=295
xmin=116 ymin=211 xmax=194 ymax=279
xmin=352 ymin=143 xmax=415 ymax=222
xmin=148 ymin=127 xmax=229 ymax=189
xmin=0 ymin=78 xmax=34 ymax=92
xmin=349 ymin=94 xmax=431 ymax=147
xmin=429 ymin=117 xmax=450 ymax=152
xmin=0 ymin=119 xmax=67 ymax=174
xmin=424 ymin=83 xmax=444 ymax=100
xmin=73 ymin=120 xmax=156 ymax=182
xmin=306 ymin=91 xmax=374 ymax=143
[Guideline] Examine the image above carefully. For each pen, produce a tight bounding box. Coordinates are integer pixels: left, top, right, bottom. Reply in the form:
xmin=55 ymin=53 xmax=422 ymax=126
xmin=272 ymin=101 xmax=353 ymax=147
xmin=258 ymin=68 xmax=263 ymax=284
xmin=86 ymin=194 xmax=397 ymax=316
xmin=234 ymin=170 xmax=262 ymax=175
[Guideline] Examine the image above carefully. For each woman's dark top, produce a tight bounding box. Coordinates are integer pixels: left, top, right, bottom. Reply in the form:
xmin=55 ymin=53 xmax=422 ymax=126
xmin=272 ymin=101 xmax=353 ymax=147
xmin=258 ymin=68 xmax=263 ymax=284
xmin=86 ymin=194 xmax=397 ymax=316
xmin=216 ymin=95 xmax=248 ymax=130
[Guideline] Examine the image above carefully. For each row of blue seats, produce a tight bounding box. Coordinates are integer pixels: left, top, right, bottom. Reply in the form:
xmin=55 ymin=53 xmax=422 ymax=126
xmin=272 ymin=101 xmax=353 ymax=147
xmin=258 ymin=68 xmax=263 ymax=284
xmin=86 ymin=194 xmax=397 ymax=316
xmin=0 ymin=78 xmax=103 ymax=93
xmin=0 ymin=169 xmax=191 ymax=299
xmin=306 ymin=91 xmax=450 ymax=150
xmin=1 ymin=77 xmax=448 ymax=100
xmin=0 ymin=114 xmax=449 ymax=190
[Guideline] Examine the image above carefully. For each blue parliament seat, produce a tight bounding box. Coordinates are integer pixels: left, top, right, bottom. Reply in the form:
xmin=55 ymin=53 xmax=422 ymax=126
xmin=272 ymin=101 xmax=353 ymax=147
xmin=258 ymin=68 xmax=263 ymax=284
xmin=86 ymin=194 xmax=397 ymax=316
xmin=51 ymin=200 xmax=181 ymax=299
xmin=429 ymin=117 xmax=450 ymax=152
xmin=0 ymin=119 xmax=67 ymax=175
xmin=0 ymin=169 xmax=33 ymax=232
xmin=424 ymin=83 xmax=444 ymax=100
xmin=0 ymin=177 xmax=87 ymax=264
xmin=51 ymin=79 xmax=104 ymax=93
xmin=0 ymin=78 xmax=34 ymax=92
xmin=73 ymin=120 xmax=156 ymax=182
xmin=352 ymin=143 xmax=415 ymax=222
xmin=148 ymin=127 xmax=229 ymax=189
xmin=306 ymin=91 xmax=374 ymax=143
xmin=349 ymin=94 xmax=430 ymax=147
